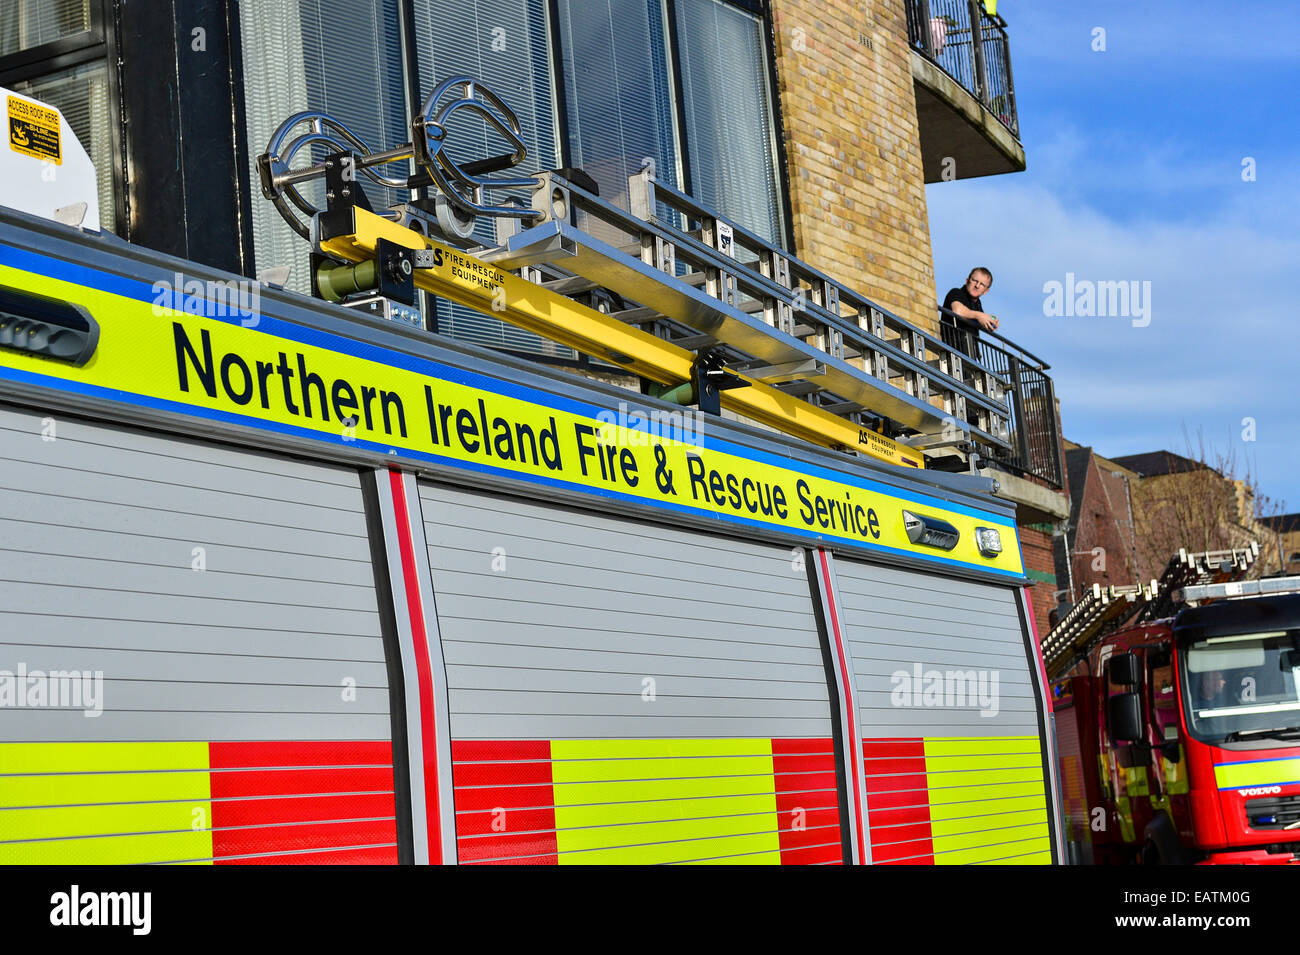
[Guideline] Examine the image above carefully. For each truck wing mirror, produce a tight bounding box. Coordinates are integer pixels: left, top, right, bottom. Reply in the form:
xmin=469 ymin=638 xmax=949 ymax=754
xmin=1108 ymin=652 xmax=1140 ymax=686
xmin=1108 ymin=691 xmax=1145 ymax=743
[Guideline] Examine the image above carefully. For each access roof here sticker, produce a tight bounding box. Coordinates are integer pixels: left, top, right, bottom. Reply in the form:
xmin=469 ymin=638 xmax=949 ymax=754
xmin=7 ymin=95 xmax=62 ymax=165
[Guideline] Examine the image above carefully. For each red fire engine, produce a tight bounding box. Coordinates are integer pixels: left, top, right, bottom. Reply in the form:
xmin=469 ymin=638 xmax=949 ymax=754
xmin=1047 ymin=553 xmax=1300 ymax=865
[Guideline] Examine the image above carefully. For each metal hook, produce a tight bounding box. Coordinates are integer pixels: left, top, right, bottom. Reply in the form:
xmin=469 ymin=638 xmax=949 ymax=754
xmin=258 ymin=76 xmax=545 ymax=242
xmin=258 ymin=111 xmax=414 ymax=238
xmin=413 ymin=76 xmax=543 ymax=220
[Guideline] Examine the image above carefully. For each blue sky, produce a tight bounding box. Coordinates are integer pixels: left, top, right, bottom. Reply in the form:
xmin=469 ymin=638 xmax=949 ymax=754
xmin=925 ymin=0 xmax=1299 ymax=514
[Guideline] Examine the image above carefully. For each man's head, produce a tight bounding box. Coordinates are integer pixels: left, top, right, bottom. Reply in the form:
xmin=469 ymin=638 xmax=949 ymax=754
xmin=1197 ymin=670 xmax=1226 ymax=703
xmin=965 ymin=268 xmax=993 ymax=298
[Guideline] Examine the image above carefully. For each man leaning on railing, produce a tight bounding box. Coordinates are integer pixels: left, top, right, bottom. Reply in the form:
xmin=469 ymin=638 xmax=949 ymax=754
xmin=941 ymin=267 xmax=999 ymax=359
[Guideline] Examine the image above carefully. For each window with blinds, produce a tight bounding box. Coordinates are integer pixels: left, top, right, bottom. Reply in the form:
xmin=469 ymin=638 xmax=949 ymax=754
xmin=674 ymin=0 xmax=784 ymax=246
xmin=0 ymin=0 xmax=91 ymax=56
xmin=411 ymin=0 xmax=571 ymax=358
xmin=235 ymin=0 xmax=789 ymax=353
xmin=239 ymin=0 xmax=409 ymax=291
xmin=13 ymin=61 xmax=115 ymax=233
xmin=556 ymin=0 xmax=680 ymax=208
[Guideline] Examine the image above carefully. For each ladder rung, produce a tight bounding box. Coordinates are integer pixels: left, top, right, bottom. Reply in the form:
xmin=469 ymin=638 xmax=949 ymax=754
xmin=610 ymin=306 xmax=660 ymax=325
xmin=673 ymin=333 xmax=719 ymax=351
xmin=742 ymin=358 xmax=827 ymax=384
xmin=541 ymin=274 xmax=597 ymax=295
xmin=821 ymin=400 xmax=865 ymax=415
xmin=773 ymin=380 xmax=823 ymax=397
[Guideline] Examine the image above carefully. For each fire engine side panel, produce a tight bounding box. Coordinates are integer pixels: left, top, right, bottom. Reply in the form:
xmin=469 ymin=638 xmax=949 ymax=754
xmin=834 ymin=558 xmax=1053 ymax=864
xmin=417 ymin=482 xmax=844 ymax=865
xmin=0 ymin=403 xmax=402 ymax=864
xmin=0 ymin=208 xmax=1035 ymax=866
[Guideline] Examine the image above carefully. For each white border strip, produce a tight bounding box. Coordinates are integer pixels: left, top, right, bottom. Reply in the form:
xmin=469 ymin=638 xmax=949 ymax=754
xmin=395 ymin=471 xmax=458 ymax=863
xmin=813 ymin=548 xmax=872 ymax=865
xmin=372 ymin=469 xmax=431 ymax=864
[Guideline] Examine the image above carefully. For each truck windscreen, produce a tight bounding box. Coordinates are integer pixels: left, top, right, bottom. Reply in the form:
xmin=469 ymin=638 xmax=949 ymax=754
xmin=1179 ymin=630 xmax=1300 ymax=743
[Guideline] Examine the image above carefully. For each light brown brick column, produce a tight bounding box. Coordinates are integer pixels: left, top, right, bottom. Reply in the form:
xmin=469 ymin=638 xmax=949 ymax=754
xmin=769 ymin=0 xmax=938 ymax=334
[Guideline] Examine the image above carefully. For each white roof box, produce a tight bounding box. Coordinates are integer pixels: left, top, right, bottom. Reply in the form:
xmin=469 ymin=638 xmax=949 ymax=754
xmin=2 ymin=86 xmax=100 ymax=231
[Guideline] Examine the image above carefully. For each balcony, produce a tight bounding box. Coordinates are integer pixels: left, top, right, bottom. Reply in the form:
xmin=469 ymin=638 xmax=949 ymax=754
xmin=939 ymin=307 xmax=1069 ymax=523
xmin=905 ymin=0 xmax=1026 ymax=183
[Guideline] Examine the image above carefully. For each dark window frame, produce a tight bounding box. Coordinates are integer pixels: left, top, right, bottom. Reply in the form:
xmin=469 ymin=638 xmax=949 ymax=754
xmin=224 ymin=0 xmax=258 ymax=275
xmin=756 ymin=0 xmax=796 ymax=252
xmin=544 ymin=0 xmax=574 ymax=172
xmin=661 ymin=0 xmax=693 ymax=199
xmin=0 ymin=0 xmax=105 ymax=74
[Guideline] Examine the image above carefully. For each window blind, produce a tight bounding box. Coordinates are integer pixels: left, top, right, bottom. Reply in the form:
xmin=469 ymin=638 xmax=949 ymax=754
xmin=557 ymin=0 xmax=680 ymax=207
xmin=0 ymin=0 xmax=90 ymax=56
xmin=239 ymin=0 xmax=408 ymax=290
xmin=412 ymin=0 xmax=569 ymax=357
xmin=673 ymin=0 xmax=784 ymax=246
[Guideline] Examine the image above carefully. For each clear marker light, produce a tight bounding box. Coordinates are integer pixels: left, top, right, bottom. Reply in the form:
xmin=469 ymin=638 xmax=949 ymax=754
xmin=975 ymin=526 xmax=1003 ymax=558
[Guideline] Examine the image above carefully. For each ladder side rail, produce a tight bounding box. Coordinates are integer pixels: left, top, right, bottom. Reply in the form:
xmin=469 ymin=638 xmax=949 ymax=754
xmin=547 ymin=172 xmax=798 ymax=308
xmin=621 ymin=171 xmax=1014 ymax=443
xmin=629 ymin=168 xmax=776 ymax=260
xmin=791 ymin=296 xmax=1012 ymax=448
xmin=538 ymin=172 xmax=1014 ymax=446
xmin=1043 ymin=582 xmax=1160 ymax=679
xmin=798 ymin=296 xmax=1012 ymax=427
xmin=798 ymin=273 xmax=998 ymax=401
xmin=784 ymin=253 xmax=1009 ymax=401
xmin=585 ymin=173 xmax=1015 ymax=442
xmin=624 ymin=169 xmax=1013 ymax=390
xmin=1140 ymin=543 xmax=1260 ymax=622
xmin=740 ymin=217 xmax=1014 ymax=414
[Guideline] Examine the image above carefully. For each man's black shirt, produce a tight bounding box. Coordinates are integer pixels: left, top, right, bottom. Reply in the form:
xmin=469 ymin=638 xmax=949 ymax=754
xmin=941 ymin=286 xmax=983 ymax=357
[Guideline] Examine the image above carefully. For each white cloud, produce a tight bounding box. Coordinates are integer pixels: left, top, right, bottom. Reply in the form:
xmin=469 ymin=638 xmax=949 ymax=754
xmin=1021 ymin=125 xmax=1277 ymax=213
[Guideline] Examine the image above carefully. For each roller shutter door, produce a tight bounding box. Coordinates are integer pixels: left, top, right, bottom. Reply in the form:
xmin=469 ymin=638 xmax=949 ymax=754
xmin=419 ymin=483 xmax=844 ymax=865
xmin=0 ymin=404 xmax=400 ymax=864
xmin=834 ymin=559 xmax=1051 ymax=865
xmin=1051 ymin=693 xmax=1089 ymax=864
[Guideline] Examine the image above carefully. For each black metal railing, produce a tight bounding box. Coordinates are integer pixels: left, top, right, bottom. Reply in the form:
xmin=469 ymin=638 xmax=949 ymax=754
xmin=939 ymin=308 xmax=1062 ymax=488
xmin=905 ymin=0 xmax=1019 ymax=138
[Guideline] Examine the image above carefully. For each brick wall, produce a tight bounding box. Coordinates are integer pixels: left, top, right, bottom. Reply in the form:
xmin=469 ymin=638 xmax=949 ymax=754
xmin=1073 ymin=458 xmax=1137 ymax=592
xmin=1019 ymin=525 xmax=1057 ymax=639
xmin=1094 ymin=466 xmax=1137 ymax=567
xmin=769 ymin=0 xmax=939 ymax=334
xmin=1282 ymin=528 xmax=1300 ymax=574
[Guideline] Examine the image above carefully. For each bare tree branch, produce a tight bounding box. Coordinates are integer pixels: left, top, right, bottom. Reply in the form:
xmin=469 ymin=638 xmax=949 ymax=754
xmin=1129 ymin=427 xmax=1285 ymax=581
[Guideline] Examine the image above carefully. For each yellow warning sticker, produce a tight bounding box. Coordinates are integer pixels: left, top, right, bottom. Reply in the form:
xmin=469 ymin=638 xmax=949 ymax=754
xmin=7 ymin=95 xmax=61 ymax=165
